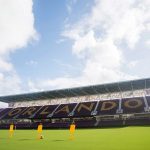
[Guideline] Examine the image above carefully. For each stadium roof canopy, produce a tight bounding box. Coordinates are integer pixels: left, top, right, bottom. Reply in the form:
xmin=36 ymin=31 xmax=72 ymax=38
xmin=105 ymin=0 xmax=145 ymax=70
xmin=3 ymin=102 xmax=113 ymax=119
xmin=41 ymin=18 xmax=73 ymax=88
xmin=0 ymin=78 xmax=150 ymax=103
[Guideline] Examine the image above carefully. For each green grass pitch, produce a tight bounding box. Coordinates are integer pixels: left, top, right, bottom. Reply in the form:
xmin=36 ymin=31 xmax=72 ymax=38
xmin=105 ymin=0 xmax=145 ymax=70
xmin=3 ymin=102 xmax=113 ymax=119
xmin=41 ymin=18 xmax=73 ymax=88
xmin=0 ymin=126 xmax=150 ymax=150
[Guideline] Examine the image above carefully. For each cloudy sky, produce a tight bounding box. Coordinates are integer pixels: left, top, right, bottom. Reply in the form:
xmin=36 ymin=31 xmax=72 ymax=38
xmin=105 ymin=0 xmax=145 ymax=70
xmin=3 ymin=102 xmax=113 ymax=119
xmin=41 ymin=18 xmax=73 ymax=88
xmin=0 ymin=0 xmax=150 ymax=107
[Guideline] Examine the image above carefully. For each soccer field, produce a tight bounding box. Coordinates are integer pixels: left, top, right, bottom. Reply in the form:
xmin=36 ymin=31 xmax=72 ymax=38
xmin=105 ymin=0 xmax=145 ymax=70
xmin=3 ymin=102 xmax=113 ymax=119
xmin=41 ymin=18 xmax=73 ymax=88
xmin=0 ymin=126 xmax=150 ymax=150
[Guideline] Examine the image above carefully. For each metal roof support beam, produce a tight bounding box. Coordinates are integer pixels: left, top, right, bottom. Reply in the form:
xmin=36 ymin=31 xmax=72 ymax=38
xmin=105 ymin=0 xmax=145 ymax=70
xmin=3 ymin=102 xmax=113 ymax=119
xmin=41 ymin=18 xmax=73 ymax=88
xmin=130 ymin=81 xmax=134 ymax=98
xmin=69 ymin=90 xmax=79 ymax=97
xmin=118 ymin=83 xmax=123 ymax=99
xmin=91 ymin=86 xmax=99 ymax=95
xmin=104 ymin=85 xmax=110 ymax=93
xmin=56 ymin=91 xmax=67 ymax=98
xmin=144 ymin=79 xmax=147 ymax=96
xmin=38 ymin=95 xmax=48 ymax=100
xmin=1 ymin=78 xmax=150 ymax=103
xmin=18 ymin=96 xmax=30 ymax=102
xmin=80 ymin=89 xmax=89 ymax=95
xmin=45 ymin=93 xmax=56 ymax=99
xmin=104 ymin=85 xmax=111 ymax=100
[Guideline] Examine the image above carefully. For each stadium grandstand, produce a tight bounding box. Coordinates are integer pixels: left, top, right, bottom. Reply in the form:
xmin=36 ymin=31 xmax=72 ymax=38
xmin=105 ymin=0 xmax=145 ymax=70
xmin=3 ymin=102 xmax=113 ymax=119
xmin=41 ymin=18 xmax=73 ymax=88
xmin=0 ymin=78 xmax=150 ymax=129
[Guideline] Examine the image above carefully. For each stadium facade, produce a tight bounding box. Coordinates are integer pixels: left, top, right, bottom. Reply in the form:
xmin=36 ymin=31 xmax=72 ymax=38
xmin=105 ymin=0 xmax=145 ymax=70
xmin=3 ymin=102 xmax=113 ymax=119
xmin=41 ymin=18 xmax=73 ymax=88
xmin=0 ymin=78 xmax=150 ymax=129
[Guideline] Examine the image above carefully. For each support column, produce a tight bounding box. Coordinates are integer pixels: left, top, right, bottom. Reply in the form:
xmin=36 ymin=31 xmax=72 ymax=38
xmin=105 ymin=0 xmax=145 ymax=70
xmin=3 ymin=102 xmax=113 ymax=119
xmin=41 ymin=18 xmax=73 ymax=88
xmin=13 ymin=107 xmax=29 ymax=119
xmin=29 ymin=106 xmax=44 ymax=119
xmin=0 ymin=108 xmax=12 ymax=119
xmin=94 ymin=116 xmax=101 ymax=127
xmin=91 ymin=101 xmax=99 ymax=116
xmin=69 ymin=103 xmax=79 ymax=116
xmin=143 ymin=96 xmax=150 ymax=112
xmin=116 ymin=99 xmax=123 ymax=114
xmin=47 ymin=104 xmax=60 ymax=118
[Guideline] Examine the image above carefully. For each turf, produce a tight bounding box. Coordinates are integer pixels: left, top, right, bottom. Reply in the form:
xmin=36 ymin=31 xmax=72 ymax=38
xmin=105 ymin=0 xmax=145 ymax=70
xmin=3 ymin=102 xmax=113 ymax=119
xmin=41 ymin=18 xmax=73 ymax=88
xmin=0 ymin=126 xmax=150 ymax=150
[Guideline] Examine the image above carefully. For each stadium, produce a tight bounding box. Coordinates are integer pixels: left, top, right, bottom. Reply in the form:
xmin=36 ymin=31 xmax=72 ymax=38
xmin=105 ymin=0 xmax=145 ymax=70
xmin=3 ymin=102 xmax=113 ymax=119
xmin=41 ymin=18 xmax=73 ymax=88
xmin=0 ymin=78 xmax=150 ymax=150
xmin=0 ymin=0 xmax=150 ymax=150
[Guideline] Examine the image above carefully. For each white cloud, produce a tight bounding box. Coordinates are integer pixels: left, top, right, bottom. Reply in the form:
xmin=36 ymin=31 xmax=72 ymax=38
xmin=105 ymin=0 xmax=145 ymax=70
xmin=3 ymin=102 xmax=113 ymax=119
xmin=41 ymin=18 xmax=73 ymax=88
xmin=63 ymin=0 xmax=150 ymax=80
xmin=0 ymin=71 xmax=21 ymax=95
xmin=72 ymin=30 xmax=97 ymax=56
xmin=29 ymin=0 xmax=150 ymax=91
xmin=128 ymin=60 xmax=138 ymax=69
xmin=146 ymin=40 xmax=150 ymax=47
xmin=28 ymin=78 xmax=79 ymax=92
xmin=0 ymin=0 xmax=37 ymax=106
xmin=0 ymin=59 xmax=13 ymax=72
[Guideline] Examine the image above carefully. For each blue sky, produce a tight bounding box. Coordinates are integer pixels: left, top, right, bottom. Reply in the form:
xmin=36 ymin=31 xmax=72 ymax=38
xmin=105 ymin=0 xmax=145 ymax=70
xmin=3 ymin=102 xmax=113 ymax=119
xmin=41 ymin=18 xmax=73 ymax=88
xmin=0 ymin=0 xmax=150 ymax=107
xmin=12 ymin=1 xmax=81 ymax=80
xmin=11 ymin=0 xmax=93 ymax=89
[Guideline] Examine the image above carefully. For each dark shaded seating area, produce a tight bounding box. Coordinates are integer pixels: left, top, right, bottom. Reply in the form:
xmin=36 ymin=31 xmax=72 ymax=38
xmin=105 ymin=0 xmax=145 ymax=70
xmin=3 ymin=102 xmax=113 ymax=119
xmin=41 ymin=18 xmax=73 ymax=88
xmin=0 ymin=96 xmax=150 ymax=119
xmin=0 ymin=118 xmax=150 ymax=129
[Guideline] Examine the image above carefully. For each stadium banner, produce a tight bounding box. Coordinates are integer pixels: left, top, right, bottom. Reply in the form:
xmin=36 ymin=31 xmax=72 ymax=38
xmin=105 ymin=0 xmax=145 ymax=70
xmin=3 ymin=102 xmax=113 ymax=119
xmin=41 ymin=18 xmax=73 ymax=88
xmin=0 ymin=97 xmax=146 ymax=120
xmin=4 ymin=107 xmax=27 ymax=119
xmin=122 ymin=97 xmax=145 ymax=113
xmin=17 ymin=106 xmax=42 ymax=119
xmin=0 ymin=108 xmax=12 ymax=119
xmin=74 ymin=102 xmax=97 ymax=117
xmin=53 ymin=103 xmax=77 ymax=118
xmin=97 ymin=100 xmax=119 ymax=115
xmin=34 ymin=105 xmax=58 ymax=119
